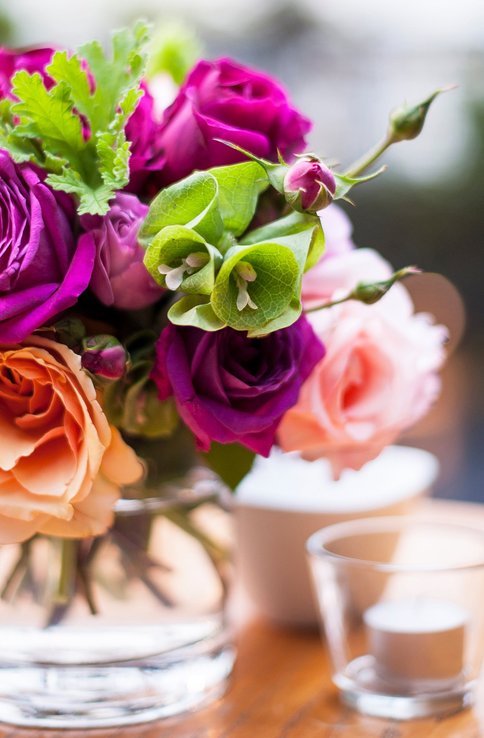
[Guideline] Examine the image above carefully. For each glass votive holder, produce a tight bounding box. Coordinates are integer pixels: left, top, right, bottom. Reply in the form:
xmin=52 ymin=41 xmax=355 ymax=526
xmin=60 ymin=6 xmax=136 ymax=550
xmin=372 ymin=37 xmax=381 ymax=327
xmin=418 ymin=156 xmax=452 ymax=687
xmin=306 ymin=516 xmax=484 ymax=720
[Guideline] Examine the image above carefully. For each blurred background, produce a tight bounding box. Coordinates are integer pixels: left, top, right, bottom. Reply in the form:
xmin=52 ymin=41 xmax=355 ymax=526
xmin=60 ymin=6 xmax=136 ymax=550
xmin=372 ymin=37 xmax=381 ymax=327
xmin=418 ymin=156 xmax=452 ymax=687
xmin=1 ymin=0 xmax=482 ymax=500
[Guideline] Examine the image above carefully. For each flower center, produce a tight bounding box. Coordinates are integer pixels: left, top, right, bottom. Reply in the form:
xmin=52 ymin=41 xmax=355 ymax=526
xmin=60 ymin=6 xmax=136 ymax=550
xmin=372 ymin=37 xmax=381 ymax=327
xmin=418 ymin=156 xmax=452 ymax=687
xmin=158 ymin=252 xmax=209 ymax=291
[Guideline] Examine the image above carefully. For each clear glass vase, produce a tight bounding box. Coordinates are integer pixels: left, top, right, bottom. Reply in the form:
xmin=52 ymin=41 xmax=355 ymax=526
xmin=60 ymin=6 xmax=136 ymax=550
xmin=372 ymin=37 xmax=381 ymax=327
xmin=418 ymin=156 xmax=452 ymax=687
xmin=0 ymin=467 xmax=235 ymax=729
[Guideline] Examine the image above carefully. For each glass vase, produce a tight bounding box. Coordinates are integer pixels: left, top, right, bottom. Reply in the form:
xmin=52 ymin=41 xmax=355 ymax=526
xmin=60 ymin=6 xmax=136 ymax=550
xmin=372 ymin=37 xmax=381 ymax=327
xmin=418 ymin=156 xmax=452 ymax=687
xmin=0 ymin=467 xmax=235 ymax=729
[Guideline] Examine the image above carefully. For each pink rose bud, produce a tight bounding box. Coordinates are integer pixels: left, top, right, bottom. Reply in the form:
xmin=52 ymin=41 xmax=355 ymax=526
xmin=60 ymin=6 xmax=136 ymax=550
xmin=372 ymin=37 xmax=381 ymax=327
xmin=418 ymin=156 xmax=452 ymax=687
xmin=284 ymin=157 xmax=336 ymax=213
xmin=81 ymin=335 xmax=128 ymax=381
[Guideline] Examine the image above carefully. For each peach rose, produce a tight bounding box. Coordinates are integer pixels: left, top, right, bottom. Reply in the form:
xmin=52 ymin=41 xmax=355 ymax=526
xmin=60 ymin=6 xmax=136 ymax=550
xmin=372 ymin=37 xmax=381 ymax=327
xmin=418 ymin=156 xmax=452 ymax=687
xmin=0 ymin=336 xmax=143 ymax=543
xmin=279 ymin=249 xmax=447 ymax=477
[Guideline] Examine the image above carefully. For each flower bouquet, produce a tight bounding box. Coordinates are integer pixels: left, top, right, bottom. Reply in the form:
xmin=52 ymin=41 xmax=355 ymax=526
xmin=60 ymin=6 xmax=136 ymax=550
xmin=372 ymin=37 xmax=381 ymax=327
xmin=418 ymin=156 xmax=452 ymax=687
xmin=0 ymin=21 xmax=447 ymax=728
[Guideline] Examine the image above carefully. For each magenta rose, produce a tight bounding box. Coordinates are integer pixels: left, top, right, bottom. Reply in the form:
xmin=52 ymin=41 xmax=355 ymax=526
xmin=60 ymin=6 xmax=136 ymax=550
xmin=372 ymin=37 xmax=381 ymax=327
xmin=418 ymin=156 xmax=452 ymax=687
xmin=125 ymin=84 xmax=166 ymax=199
xmin=80 ymin=192 xmax=163 ymax=311
xmin=151 ymin=318 xmax=325 ymax=456
xmin=157 ymin=57 xmax=311 ymax=184
xmin=0 ymin=46 xmax=54 ymax=97
xmin=0 ymin=152 xmax=95 ymax=343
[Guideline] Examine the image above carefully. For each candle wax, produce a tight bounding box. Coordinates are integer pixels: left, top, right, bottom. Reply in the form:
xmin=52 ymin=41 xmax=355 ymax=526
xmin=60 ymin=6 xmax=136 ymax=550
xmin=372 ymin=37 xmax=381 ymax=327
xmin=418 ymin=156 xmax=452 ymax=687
xmin=364 ymin=599 xmax=468 ymax=685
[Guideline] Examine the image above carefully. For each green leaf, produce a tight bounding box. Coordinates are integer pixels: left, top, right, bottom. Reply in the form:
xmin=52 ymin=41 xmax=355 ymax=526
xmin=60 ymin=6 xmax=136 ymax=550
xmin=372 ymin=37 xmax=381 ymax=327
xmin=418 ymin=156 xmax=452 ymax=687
xmin=140 ymin=171 xmax=224 ymax=246
xmin=213 ymin=138 xmax=287 ymax=191
xmin=242 ymin=211 xmax=325 ymax=272
xmin=209 ymin=161 xmax=268 ymax=236
xmin=77 ymin=20 xmax=150 ymax=133
xmin=168 ymin=295 xmax=226 ymax=331
xmin=0 ymin=23 xmax=150 ymax=215
xmin=46 ymin=170 xmax=114 ymax=215
xmin=11 ymin=71 xmax=87 ymax=170
xmin=46 ymin=50 xmax=93 ymax=123
xmin=333 ymin=167 xmax=386 ymax=200
xmin=246 ymin=297 xmax=302 ymax=338
xmin=305 ymin=222 xmax=325 ymax=272
xmin=241 ymin=210 xmax=314 ymax=245
xmin=204 ymin=442 xmax=255 ymax=491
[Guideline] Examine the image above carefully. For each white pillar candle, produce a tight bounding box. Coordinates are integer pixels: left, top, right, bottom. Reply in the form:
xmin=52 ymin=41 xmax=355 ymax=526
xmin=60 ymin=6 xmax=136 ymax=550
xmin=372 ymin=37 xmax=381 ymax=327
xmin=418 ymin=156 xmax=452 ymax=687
xmin=364 ymin=599 xmax=468 ymax=686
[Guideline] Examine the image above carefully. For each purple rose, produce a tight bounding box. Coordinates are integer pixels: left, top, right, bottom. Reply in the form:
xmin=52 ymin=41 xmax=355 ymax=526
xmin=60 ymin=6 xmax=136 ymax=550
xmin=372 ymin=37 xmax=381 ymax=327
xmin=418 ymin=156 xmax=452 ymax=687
xmin=125 ymin=84 xmax=165 ymax=199
xmin=284 ymin=157 xmax=336 ymax=212
xmin=80 ymin=192 xmax=163 ymax=311
xmin=0 ymin=151 xmax=94 ymax=343
xmin=0 ymin=46 xmax=55 ymax=98
xmin=157 ymin=57 xmax=311 ymax=184
xmin=151 ymin=317 xmax=325 ymax=456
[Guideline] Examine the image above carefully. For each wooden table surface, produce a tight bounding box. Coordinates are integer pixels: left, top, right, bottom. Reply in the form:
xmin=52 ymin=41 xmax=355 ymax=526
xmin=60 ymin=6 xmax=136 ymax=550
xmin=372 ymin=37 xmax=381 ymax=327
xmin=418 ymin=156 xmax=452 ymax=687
xmin=1 ymin=499 xmax=484 ymax=738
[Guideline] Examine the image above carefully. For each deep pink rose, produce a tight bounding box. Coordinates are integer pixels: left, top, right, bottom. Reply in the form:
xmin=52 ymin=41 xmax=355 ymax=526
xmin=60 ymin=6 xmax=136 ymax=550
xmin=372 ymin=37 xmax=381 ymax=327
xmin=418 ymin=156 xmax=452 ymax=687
xmin=80 ymin=192 xmax=163 ymax=311
xmin=0 ymin=152 xmax=94 ymax=343
xmin=152 ymin=318 xmax=325 ymax=456
xmin=157 ymin=57 xmax=311 ymax=184
xmin=125 ymin=84 xmax=166 ymax=199
xmin=0 ymin=46 xmax=55 ymax=97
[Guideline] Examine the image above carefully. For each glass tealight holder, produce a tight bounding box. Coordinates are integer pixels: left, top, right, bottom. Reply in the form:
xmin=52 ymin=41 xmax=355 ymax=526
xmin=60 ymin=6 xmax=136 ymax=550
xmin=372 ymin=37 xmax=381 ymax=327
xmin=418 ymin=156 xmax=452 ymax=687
xmin=306 ymin=516 xmax=484 ymax=720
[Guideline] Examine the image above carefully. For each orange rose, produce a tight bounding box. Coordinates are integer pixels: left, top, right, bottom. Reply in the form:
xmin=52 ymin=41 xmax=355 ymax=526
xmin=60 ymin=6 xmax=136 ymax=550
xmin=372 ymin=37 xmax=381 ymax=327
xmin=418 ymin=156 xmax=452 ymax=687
xmin=0 ymin=336 xmax=143 ymax=543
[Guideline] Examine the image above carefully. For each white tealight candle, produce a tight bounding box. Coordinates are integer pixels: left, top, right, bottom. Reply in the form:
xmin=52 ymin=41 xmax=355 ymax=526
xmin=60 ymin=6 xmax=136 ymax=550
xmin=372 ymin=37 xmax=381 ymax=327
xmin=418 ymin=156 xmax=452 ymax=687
xmin=364 ymin=599 xmax=468 ymax=686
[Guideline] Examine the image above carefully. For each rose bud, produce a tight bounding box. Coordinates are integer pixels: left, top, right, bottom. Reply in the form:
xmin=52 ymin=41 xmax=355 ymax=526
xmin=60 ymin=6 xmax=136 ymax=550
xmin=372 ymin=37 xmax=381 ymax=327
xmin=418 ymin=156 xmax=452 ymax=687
xmin=351 ymin=266 xmax=421 ymax=305
xmin=284 ymin=157 xmax=336 ymax=213
xmin=81 ymin=335 xmax=128 ymax=381
xmin=388 ymin=87 xmax=453 ymax=143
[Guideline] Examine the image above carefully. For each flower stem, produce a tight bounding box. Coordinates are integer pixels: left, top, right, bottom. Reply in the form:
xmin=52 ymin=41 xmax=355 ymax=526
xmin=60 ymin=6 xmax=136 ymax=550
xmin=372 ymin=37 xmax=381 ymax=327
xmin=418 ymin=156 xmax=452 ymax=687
xmin=54 ymin=538 xmax=77 ymax=605
xmin=0 ymin=539 xmax=32 ymax=601
xmin=344 ymin=133 xmax=394 ymax=178
xmin=305 ymin=295 xmax=351 ymax=314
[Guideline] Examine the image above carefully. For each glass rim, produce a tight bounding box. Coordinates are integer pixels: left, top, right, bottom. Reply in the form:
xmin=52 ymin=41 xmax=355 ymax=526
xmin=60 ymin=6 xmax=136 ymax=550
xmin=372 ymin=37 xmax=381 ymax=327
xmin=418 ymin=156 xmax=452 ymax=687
xmin=306 ymin=515 xmax=484 ymax=573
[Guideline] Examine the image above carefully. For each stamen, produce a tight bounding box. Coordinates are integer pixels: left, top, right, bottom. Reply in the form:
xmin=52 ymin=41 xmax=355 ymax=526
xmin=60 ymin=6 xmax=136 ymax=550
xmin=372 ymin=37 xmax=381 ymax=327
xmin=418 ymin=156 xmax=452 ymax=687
xmin=158 ymin=252 xmax=209 ymax=291
xmin=185 ymin=252 xmax=209 ymax=269
xmin=234 ymin=262 xmax=258 ymax=311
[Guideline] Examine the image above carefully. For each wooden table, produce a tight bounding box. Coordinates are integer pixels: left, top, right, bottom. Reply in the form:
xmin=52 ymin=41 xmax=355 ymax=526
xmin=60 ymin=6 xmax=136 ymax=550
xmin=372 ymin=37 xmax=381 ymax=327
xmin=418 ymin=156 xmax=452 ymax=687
xmin=1 ymin=499 xmax=484 ymax=738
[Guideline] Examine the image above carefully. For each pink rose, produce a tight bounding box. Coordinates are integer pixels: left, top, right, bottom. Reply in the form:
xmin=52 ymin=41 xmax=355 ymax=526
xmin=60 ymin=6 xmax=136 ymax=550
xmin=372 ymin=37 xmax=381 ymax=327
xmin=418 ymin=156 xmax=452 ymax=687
xmin=279 ymin=248 xmax=447 ymax=477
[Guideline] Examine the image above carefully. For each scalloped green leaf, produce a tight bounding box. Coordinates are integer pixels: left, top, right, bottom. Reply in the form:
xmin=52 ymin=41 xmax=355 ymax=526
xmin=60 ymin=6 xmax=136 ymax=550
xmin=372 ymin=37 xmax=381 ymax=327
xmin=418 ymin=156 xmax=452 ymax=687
xmin=0 ymin=23 xmax=150 ymax=215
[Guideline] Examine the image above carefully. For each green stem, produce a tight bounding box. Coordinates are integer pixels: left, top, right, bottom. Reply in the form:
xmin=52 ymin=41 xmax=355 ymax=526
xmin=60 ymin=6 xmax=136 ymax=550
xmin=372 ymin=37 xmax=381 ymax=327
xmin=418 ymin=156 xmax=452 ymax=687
xmin=54 ymin=538 xmax=77 ymax=605
xmin=0 ymin=539 xmax=32 ymax=600
xmin=344 ymin=133 xmax=394 ymax=178
xmin=77 ymin=562 xmax=98 ymax=616
xmin=164 ymin=509 xmax=228 ymax=564
xmin=305 ymin=294 xmax=352 ymax=314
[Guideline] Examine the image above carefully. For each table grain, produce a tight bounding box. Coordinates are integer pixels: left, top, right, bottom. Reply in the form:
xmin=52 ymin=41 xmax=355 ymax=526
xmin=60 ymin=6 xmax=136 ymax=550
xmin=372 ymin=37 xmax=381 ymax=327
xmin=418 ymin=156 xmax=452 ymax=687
xmin=2 ymin=499 xmax=484 ymax=738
